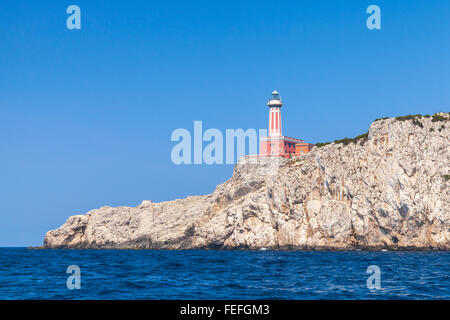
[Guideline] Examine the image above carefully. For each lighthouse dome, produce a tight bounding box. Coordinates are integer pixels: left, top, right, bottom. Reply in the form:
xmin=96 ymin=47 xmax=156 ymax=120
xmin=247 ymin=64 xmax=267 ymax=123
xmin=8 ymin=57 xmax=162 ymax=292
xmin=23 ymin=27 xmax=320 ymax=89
xmin=267 ymin=90 xmax=283 ymax=107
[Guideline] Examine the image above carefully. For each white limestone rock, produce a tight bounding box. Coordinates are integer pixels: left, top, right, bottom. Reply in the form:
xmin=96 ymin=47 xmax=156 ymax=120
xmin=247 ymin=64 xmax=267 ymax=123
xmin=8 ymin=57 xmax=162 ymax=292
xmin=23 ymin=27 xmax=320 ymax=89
xmin=44 ymin=114 xmax=450 ymax=250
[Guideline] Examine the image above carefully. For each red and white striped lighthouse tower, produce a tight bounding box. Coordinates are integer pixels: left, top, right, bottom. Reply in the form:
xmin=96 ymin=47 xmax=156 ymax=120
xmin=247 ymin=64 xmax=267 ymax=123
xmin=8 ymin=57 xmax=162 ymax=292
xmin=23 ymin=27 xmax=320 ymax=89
xmin=259 ymin=90 xmax=313 ymax=157
xmin=268 ymin=90 xmax=283 ymax=137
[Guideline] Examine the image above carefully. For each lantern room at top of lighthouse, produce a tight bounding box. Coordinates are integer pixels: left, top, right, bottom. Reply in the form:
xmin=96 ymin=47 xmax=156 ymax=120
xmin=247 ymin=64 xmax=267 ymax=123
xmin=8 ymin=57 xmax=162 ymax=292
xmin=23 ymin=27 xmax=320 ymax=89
xmin=267 ymin=90 xmax=283 ymax=108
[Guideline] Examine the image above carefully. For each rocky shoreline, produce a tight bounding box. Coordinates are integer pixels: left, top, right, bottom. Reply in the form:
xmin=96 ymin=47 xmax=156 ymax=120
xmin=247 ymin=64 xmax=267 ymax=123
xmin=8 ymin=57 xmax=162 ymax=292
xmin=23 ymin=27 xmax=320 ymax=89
xmin=43 ymin=114 xmax=450 ymax=250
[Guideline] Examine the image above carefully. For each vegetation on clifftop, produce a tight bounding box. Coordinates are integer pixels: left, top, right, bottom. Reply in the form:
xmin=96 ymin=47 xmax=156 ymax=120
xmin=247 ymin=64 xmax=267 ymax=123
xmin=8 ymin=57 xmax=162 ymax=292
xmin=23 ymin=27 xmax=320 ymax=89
xmin=394 ymin=113 xmax=449 ymax=127
xmin=315 ymin=131 xmax=368 ymax=148
xmin=374 ymin=117 xmax=389 ymax=122
xmin=315 ymin=142 xmax=331 ymax=148
xmin=333 ymin=132 xmax=369 ymax=146
xmin=314 ymin=112 xmax=448 ymax=149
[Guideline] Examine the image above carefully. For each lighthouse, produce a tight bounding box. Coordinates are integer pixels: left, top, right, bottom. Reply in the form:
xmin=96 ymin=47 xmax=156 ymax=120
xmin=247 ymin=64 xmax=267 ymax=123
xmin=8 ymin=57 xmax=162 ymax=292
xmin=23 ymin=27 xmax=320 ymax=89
xmin=259 ymin=90 xmax=314 ymax=157
xmin=268 ymin=90 xmax=283 ymax=137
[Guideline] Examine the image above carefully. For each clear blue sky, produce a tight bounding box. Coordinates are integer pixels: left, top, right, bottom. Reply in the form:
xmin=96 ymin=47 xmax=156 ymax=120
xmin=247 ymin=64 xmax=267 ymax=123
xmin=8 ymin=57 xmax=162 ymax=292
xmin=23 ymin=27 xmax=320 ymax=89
xmin=0 ymin=1 xmax=449 ymax=246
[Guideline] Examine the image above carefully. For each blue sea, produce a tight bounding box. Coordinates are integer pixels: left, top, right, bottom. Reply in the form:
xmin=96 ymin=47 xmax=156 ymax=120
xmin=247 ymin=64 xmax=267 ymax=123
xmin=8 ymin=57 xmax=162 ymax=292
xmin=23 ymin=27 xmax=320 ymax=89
xmin=0 ymin=248 xmax=448 ymax=299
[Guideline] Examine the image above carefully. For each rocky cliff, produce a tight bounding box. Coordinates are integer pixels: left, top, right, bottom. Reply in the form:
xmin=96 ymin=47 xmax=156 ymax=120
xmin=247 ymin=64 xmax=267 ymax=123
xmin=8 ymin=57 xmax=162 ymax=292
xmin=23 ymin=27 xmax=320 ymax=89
xmin=44 ymin=114 xmax=450 ymax=250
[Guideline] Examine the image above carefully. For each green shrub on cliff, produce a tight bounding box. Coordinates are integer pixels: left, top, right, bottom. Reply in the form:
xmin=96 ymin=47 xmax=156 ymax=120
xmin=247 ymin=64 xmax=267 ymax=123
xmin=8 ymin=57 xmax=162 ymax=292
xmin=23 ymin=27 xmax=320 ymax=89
xmin=395 ymin=114 xmax=423 ymax=121
xmin=432 ymin=114 xmax=447 ymax=122
xmin=315 ymin=142 xmax=331 ymax=148
xmin=333 ymin=132 xmax=369 ymax=146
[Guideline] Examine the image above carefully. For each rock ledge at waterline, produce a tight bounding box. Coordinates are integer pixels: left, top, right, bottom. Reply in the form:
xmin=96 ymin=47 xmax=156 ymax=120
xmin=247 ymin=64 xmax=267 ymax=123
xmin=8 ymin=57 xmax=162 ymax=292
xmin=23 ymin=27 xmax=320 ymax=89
xmin=44 ymin=114 xmax=450 ymax=250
